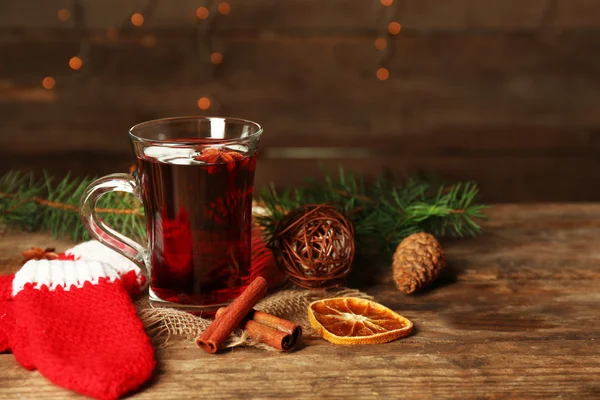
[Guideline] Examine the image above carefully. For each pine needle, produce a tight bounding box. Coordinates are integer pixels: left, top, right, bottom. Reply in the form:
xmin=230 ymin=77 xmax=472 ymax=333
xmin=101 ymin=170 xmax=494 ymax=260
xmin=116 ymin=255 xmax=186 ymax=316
xmin=0 ymin=169 xmax=488 ymax=253
xmin=257 ymin=167 xmax=489 ymax=254
xmin=0 ymin=170 xmax=145 ymax=243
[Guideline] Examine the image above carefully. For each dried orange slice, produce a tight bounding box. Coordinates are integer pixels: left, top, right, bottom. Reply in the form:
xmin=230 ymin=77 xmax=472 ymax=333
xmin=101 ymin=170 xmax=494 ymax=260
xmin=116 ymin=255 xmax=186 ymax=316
xmin=307 ymin=297 xmax=413 ymax=345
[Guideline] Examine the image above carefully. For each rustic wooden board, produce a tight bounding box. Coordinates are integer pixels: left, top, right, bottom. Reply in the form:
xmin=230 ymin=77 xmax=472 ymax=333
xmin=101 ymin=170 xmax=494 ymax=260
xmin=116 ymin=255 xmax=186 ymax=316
xmin=2 ymin=33 xmax=600 ymax=149
xmin=1 ymin=204 xmax=600 ymax=399
xmin=2 ymin=1 xmax=600 ymax=202
xmin=2 ymin=29 xmax=600 ymax=202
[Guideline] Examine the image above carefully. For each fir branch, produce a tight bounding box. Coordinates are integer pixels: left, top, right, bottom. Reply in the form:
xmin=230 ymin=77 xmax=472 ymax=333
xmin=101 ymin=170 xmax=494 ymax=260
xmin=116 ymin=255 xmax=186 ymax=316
xmin=0 ymin=171 xmax=145 ymax=243
xmin=1 ymin=168 xmax=488 ymax=252
xmin=257 ymin=167 xmax=488 ymax=254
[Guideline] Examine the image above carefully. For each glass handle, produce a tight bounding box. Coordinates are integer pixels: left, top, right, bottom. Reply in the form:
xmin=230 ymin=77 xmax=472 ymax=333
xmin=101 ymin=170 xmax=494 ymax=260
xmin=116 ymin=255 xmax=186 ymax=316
xmin=79 ymin=173 xmax=149 ymax=278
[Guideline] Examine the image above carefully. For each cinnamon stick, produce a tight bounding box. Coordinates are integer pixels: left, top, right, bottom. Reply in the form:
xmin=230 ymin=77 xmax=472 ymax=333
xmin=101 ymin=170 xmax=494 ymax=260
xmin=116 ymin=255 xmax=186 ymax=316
xmin=196 ymin=276 xmax=268 ymax=353
xmin=250 ymin=310 xmax=302 ymax=344
xmin=215 ymin=308 xmax=301 ymax=351
xmin=246 ymin=319 xmax=295 ymax=351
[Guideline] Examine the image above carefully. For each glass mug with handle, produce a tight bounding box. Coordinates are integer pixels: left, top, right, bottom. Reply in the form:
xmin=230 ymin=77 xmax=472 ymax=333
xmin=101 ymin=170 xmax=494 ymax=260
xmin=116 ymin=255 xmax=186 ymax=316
xmin=80 ymin=116 xmax=262 ymax=312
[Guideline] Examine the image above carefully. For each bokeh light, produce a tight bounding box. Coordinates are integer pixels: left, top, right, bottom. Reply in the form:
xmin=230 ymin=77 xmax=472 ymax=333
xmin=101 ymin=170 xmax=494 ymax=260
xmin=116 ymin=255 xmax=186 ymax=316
xmin=42 ymin=77 xmax=56 ymax=90
xmin=210 ymin=52 xmax=223 ymax=65
xmin=131 ymin=13 xmax=144 ymax=27
xmin=196 ymin=7 xmax=209 ymax=19
xmin=374 ymin=38 xmax=387 ymax=50
xmin=388 ymin=22 xmax=401 ymax=35
xmin=69 ymin=56 xmax=83 ymax=70
xmin=107 ymin=27 xmax=119 ymax=41
xmin=376 ymin=68 xmax=389 ymax=81
xmin=197 ymin=97 xmax=211 ymax=110
xmin=57 ymin=9 xmax=71 ymax=22
xmin=218 ymin=2 xmax=231 ymax=15
xmin=141 ymin=35 xmax=157 ymax=47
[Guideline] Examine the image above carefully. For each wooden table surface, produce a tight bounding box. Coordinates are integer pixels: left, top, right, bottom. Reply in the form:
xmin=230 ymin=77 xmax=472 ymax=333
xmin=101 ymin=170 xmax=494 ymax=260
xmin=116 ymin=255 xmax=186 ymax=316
xmin=1 ymin=204 xmax=599 ymax=399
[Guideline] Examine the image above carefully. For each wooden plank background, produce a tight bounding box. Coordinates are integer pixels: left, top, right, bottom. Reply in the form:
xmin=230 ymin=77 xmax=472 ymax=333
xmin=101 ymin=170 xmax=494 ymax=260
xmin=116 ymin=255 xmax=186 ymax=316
xmin=1 ymin=0 xmax=600 ymax=202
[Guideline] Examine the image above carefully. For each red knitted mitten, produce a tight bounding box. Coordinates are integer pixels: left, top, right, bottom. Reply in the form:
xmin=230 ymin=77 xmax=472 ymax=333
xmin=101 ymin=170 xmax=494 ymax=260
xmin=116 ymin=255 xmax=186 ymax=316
xmin=9 ymin=252 xmax=155 ymax=400
xmin=1 ymin=240 xmax=146 ymax=356
xmin=0 ymin=274 xmax=14 ymax=353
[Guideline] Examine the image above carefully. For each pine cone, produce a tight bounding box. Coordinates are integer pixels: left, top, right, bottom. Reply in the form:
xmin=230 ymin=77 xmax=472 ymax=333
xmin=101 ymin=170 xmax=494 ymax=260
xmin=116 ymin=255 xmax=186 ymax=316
xmin=392 ymin=232 xmax=445 ymax=294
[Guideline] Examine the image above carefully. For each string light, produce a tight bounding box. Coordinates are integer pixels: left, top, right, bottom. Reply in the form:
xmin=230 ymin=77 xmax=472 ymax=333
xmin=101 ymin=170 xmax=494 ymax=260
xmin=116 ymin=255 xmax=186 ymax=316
xmin=388 ymin=22 xmax=401 ymax=35
xmin=210 ymin=52 xmax=223 ymax=65
xmin=42 ymin=77 xmax=56 ymax=90
xmin=218 ymin=2 xmax=231 ymax=15
xmin=374 ymin=38 xmax=387 ymax=50
xmin=131 ymin=13 xmax=144 ymax=27
xmin=197 ymin=97 xmax=211 ymax=110
xmin=57 ymin=9 xmax=71 ymax=22
xmin=68 ymin=56 xmax=83 ymax=70
xmin=376 ymin=1 xmax=400 ymax=84
xmin=196 ymin=7 xmax=209 ymax=20
xmin=376 ymin=68 xmax=389 ymax=81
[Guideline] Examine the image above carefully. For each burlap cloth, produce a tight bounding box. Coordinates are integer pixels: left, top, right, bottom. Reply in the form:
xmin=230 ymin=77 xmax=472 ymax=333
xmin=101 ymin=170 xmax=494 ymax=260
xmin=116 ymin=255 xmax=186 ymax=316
xmin=136 ymin=286 xmax=372 ymax=351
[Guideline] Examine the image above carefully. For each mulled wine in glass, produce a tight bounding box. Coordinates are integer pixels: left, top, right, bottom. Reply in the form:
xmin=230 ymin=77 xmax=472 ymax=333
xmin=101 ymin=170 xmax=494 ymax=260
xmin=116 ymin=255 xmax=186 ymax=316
xmin=80 ymin=117 xmax=262 ymax=312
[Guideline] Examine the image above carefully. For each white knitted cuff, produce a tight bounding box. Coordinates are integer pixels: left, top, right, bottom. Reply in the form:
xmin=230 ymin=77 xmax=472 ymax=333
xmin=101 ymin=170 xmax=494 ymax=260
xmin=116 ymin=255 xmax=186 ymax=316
xmin=65 ymin=240 xmax=145 ymax=287
xmin=12 ymin=259 xmax=120 ymax=296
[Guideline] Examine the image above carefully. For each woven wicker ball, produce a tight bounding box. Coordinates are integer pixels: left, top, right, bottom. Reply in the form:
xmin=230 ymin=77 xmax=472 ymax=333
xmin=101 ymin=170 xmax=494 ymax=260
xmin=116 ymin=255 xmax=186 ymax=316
xmin=271 ymin=203 xmax=355 ymax=289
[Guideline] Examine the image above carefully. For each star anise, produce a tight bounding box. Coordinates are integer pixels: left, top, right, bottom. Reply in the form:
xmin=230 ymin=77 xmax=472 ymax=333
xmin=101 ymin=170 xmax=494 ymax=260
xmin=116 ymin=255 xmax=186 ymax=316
xmin=195 ymin=148 xmax=245 ymax=164
xmin=21 ymin=247 xmax=59 ymax=263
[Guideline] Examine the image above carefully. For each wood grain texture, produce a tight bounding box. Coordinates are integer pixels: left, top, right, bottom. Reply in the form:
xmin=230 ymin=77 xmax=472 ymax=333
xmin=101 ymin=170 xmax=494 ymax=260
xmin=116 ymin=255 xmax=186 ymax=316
xmin=2 ymin=0 xmax=600 ymax=202
xmin=1 ymin=204 xmax=600 ymax=399
xmin=2 ymin=32 xmax=600 ymax=150
xmin=2 ymin=30 xmax=600 ymax=202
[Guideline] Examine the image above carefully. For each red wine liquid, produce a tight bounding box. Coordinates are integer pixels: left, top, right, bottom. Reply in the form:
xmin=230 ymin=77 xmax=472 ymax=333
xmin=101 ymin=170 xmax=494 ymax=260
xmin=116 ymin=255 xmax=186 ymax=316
xmin=137 ymin=148 xmax=256 ymax=306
